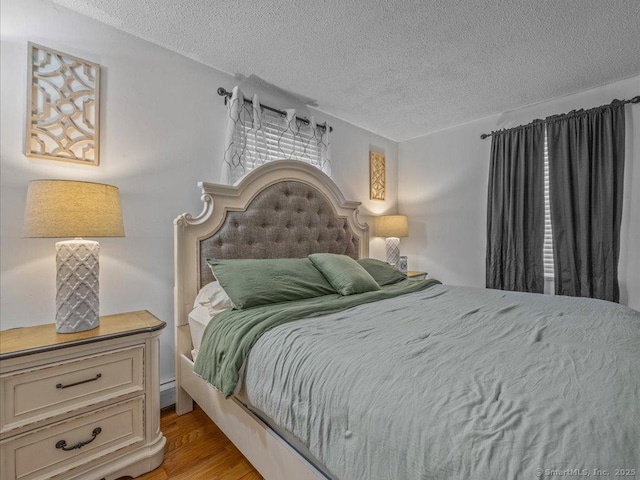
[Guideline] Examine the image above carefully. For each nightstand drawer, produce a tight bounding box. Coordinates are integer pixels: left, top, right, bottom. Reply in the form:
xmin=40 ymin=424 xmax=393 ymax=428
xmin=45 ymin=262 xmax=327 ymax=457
xmin=1 ymin=397 xmax=144 ymax=480
xmin=1 ymin=345 xmax=144 ymax=433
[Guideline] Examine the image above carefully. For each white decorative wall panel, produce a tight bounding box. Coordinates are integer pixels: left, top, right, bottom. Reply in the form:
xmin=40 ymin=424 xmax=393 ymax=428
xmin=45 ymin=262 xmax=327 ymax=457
xmin=26 ymin=43 xmax=100 ymax=165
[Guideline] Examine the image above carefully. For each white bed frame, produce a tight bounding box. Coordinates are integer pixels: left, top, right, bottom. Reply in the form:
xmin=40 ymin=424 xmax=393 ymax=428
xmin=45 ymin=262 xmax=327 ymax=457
xmin=174 ymin=161 xmax=369 ymax=479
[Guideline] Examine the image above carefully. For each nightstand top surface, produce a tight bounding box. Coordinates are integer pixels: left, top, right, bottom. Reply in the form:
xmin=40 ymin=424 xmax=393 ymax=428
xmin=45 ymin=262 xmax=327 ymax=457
xmin=0 ymin=310 xmax=165 ymax=360
xmin=407 ymin=270 xmax=428 ymax=277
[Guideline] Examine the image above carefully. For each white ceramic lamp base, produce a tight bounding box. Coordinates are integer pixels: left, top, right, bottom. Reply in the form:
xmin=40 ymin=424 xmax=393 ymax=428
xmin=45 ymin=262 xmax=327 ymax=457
xmin=56 ymin=239 xmax=100 ymax=333
xmin=385 ymin=237 xmax=401 ymax=268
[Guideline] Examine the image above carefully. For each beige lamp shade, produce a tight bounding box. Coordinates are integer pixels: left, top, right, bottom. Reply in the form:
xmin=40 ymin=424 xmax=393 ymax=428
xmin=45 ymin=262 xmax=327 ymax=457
xmin=376 ymin=215 xmax=409 ymax=238
xmin=23 ymin=180 xmax=124 ymax=238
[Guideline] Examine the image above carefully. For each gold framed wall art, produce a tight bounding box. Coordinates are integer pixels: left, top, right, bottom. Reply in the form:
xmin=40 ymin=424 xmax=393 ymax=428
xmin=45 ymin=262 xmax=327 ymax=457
xmin=369 ymin=151 xmax=385 ymax=201
xmin=26 ymin=43 xmax=100 ymax=165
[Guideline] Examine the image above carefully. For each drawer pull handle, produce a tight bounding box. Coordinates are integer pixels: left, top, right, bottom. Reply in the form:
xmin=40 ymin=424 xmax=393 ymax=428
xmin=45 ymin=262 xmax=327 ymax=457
xmin=55 ymin=427 xmax=102 ymax=451
xmin=56 ymin=373 xmax=102 ymax=389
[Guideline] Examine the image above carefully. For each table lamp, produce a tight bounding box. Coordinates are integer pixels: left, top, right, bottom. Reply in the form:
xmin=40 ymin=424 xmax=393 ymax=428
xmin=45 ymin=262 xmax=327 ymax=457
xmin=376 ymin=215 xmax=408 ymax=268
xmin=23 ymin=180 xmax=125 ymax=333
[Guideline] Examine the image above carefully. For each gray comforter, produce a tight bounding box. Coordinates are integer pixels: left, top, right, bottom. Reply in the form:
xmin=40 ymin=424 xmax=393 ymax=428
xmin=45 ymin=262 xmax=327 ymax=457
xmin=242 ymin=285 xmax=640 ymax=479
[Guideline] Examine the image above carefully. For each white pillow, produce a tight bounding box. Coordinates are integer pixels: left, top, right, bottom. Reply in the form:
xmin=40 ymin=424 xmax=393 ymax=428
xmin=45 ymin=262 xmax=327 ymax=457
xmin=194 ymin=281 xmax=233 ymax=314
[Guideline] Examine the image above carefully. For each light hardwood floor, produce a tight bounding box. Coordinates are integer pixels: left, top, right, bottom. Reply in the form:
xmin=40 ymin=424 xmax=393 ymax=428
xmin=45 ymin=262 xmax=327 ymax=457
xmin=127 ymin=405 xmax=262 ymax=480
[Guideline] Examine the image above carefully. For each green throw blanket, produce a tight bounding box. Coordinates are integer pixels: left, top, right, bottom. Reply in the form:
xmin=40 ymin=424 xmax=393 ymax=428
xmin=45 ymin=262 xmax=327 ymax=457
xmin=194 ymin=278 xmax=441 ymax=396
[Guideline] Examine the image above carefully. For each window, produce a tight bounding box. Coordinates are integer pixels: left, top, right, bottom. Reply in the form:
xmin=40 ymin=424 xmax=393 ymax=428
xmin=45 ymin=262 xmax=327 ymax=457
xmin=543 ymin=128 xmax=554 ymax=279
xmin=222 ymin=98 xmax=331 ymax=184
xmin=240 ymin=108 xmax=326 ymax=169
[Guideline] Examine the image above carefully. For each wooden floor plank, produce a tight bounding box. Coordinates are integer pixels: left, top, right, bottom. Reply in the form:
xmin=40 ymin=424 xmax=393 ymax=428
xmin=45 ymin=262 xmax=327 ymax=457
xmin=123 ymin=405 xmax=262 ymax=480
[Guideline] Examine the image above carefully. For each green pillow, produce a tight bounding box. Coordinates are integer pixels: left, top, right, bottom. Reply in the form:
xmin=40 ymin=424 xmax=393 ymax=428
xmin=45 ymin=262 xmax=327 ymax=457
xmin=308 ymin=253 xmax=381 ymax=296
xmin=206 ymin=258 xmax=335 ymax=309
xmin=357 ymin=258 xmax=407 ymax=286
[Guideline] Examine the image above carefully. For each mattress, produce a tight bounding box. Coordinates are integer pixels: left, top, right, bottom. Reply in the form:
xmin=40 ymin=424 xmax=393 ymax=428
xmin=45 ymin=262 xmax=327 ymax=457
xmin=188 ymin=305 xmax=212 ymax=360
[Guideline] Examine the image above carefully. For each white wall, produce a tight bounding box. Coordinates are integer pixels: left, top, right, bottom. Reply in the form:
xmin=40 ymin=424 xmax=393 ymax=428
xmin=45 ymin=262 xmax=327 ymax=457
xmin=399 ymin=75 xmax=640 ymax=310
xmin=0 ymin=0 xmax=398 ymax=384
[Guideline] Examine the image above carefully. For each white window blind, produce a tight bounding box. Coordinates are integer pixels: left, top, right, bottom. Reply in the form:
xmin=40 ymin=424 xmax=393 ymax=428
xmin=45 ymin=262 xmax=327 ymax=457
xmin=222 ymin=93 xmax=331 ymax=185
xmin=240 ymin=108 xmax=324 ymax=168
xmin=543 ymin=128 xmax=554 ymax=278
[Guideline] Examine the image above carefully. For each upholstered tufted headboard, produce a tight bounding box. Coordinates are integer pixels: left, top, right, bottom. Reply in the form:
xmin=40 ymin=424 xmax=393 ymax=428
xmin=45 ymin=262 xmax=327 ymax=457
xmin=174 ymin=160 xmax=369 ymax=325
xmin=198 ymin=180 xmax=361 ymax=286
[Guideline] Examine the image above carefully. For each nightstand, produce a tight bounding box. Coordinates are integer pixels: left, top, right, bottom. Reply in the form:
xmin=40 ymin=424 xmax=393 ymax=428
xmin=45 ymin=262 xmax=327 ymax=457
xmin=0 ymin=310 xmax=166 ymax=480
xmin=407 ymin=270 xmax=428 ymax=280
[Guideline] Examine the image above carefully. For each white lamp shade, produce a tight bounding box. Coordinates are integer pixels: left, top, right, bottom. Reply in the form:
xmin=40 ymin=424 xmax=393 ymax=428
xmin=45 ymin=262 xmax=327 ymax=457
xmin=376 ymin=215 xmax=408 ymax=238
xmin=23 ymin=180 xmax=124 ymax=238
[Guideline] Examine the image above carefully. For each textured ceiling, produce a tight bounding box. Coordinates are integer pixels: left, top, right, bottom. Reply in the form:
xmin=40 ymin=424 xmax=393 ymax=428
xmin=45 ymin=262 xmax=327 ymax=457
xmin=50 ymin=0 xmax=640 ymax=141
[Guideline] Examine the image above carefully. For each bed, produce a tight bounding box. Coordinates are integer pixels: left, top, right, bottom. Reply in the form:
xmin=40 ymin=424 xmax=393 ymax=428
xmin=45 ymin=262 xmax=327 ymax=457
xmin=174 ymin=160 xmax=640 ymax=479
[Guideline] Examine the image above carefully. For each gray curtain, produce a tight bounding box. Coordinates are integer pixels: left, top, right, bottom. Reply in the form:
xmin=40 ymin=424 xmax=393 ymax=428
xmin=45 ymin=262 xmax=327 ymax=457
xmin=486 ymin=123 xmax=545 ymax=293
xmin=546 ymin=101 xmax=626 ymax=302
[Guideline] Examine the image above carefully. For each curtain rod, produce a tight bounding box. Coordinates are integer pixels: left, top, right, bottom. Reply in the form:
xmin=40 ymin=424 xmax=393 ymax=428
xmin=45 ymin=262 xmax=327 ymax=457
xmin=217 ymin=87 xmax=333 ymax=133
xmin=480 ymin=95 xmax=640 ymax=140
